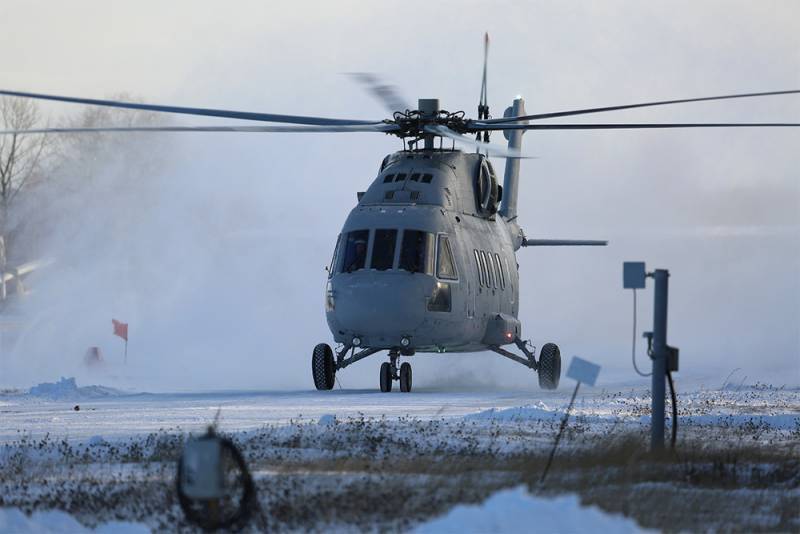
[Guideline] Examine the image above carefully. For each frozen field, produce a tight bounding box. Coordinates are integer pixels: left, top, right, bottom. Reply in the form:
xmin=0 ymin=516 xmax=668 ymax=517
xmin=0 ymin=384 xmax=573 ymax=443
xmin=1 ymin=379 xmax=799 ymax=531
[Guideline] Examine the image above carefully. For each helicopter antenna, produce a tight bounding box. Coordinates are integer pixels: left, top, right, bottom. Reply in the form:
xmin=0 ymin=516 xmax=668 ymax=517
xmin=477 ymin=32 xmax=491 ymax=149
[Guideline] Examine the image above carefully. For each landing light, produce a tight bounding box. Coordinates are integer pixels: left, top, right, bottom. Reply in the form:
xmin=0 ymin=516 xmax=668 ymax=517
xmin=401 ymin=337 xmax=411 ymax=347
xmin=505 ymin=332 xmax=514 ymax=341
xmin=352 ymin=337 xmax=361 ymax=347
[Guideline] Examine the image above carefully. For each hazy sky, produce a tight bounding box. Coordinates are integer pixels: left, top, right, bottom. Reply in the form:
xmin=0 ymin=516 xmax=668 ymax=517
xmin=0 ymin=1 xmax=798 ymax=390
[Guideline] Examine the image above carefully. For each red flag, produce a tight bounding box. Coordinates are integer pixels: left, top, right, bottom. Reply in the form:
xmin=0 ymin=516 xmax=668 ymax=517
xmin=112 ymin=319 xmax=128 ymax=341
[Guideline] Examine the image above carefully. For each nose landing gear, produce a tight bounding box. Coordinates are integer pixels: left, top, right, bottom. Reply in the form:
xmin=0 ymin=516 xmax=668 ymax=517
xmin=399 ymin=362 xmax=412 ymax=392
xmin=379 ymin=362 xmax=392 ymax=392
xmin=378 ymin=350 xmax=413 ymax=393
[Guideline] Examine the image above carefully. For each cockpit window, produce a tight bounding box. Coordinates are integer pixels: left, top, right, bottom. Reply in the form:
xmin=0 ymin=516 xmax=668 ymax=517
xmin=328 ymin=234 xmax=342 ymax=278
xmin=371 ymin=229 xmax=397 ymax=271
xmin=340 ymin=230 xmax=369 ymax=273
xmin=399 ymin=230 xmax=433 ymax=274
xmin=436 ymin=235 xmax=458 ymax=280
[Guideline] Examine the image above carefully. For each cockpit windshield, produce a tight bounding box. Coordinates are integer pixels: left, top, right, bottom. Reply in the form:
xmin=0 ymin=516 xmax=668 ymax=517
xmin=399 ymin=230 xmax=434 ymax=274
xmin=340 ymin=230 xmax=369 ymax=273
xmin=371 ymin=229 xmax=397 ymax=271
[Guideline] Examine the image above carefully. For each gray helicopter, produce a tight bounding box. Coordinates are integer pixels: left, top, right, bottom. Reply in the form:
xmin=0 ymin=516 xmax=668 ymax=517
xmin=1 ymin=38 xmax=798 ymax=393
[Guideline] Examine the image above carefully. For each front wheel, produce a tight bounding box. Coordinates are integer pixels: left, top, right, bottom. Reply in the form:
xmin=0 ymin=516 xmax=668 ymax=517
xmin=312 ymin=343 xmax=335 ymax=390
xmin=399 ymin=362 xmax=412 ymax=392
xmin=379 ymin=362 xmax=393 ymax=392
xmin=538 ymin=342 xmax=561 ymax=390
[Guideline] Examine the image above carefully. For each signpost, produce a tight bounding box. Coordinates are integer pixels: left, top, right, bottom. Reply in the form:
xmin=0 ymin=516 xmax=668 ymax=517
xmin=540 ymin=356 xmax=601 ymax=483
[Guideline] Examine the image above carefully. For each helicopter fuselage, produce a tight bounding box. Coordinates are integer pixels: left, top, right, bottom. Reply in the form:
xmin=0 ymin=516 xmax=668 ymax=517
xmin=325 ymin=148 xmax=524 ymax=354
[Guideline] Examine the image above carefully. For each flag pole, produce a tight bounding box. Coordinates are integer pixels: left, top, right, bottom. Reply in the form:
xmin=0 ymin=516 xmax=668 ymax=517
xmin=124 ymin=339 xmax=128 ymax=365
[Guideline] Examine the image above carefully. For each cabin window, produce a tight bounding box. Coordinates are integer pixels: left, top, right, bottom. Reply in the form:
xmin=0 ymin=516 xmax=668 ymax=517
xmin=399 ymin=230 xmax=433 ymax=274
xmin=436 ymin=235 xmax=458 ymax=280
xmin=479 ymin=251 xmax=489 ymax=287
xmin=410 ymin=173 xmax=421 ymax=182
xmin=371 ymin=229 xmax=397 ymax=271
xmin=395 ymin=173 xmax=407 ymax=182
xmin=474 ymin=249 xmax=482 ymax=287
xmin=481 ymin=251 xmax=494 ymax=288
xmin=494 ymin=253 xmax=505 ymax=289
xmin=328 ymin=234 xmax=343 ymax=278
xmin=383 ymin=174 xmax=395 ymax=183
xmin=421 ymin=173 xmax=433 ymax=183
xmin=340 ymin=230 xmax=369 ymax=273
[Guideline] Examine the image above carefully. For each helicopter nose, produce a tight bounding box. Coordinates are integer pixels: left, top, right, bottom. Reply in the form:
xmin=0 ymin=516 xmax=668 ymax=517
xmin=332 ymin=272 xmax=430 ymax=336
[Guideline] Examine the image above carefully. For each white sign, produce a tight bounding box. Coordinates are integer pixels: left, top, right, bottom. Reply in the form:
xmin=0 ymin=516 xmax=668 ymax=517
xmin=566 ymin=356 xmax=601 ymax=386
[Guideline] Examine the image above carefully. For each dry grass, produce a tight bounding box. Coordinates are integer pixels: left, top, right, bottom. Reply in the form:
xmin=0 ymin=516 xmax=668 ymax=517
xmin=2 ymin=387 xmax=798 ymax=531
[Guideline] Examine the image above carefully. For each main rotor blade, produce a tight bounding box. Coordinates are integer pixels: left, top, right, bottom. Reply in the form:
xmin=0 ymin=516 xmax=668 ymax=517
xmin=523 ymin=239 xmax=608 ymax=247
xmin=0 ymin=123 xmax=400 ymax=135
xmin=0 ymin=89 xmax=385 ymax=126
xmin=347 ymin=73 xmax=411 ymax=114
xmin=424 ymin=124 xmax=528 ymax=158
xmin=469 ymin=122 xmax=800 ymax=131
xmin=479 ymin=90 xmax=800 ymax=124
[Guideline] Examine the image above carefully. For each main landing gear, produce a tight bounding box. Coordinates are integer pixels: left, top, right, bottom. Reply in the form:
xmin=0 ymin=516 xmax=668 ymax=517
xmin=312 ymin=343 xmax=336 ymax=390
xmin=313 ymin=339 xmax=558 ymax=392
xmin=311 ymin=344 xmax=413 ymax=393
xmin=489 ymin=339 xmax=561 ymax=390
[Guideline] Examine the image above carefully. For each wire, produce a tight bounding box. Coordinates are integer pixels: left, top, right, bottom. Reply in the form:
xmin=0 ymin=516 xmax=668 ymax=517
xmin=632 ymin=289 xmax=651 ymax=377
xmin=667 ymin=370 xmax=678 ymax=449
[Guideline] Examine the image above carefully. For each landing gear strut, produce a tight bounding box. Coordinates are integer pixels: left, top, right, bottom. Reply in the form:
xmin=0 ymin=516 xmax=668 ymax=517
xmin=488 ymin=338 xmax=561 ymax=390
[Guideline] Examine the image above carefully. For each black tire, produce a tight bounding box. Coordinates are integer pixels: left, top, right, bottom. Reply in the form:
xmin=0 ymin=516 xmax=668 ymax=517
xmin=399 ymin=362 xmax=412 ymax=392
xmin=379 ymin=362 xmax=392 ymax=392
xmin=538 ymin=342 xmax=561 ymax=390
xmin=312 ymin=343 xmax=335 ymax=390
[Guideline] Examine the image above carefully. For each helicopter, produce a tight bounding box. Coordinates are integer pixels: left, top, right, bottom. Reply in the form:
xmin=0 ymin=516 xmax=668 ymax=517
xmin=0 ymin=37 xmax=798 ymax=393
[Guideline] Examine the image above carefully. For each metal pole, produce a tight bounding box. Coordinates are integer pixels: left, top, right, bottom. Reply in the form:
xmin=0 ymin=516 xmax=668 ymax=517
xmin=651 ymin=269 xmax=669 ymax=451
xmin=540 ymin=381 xmax=580 ymax=483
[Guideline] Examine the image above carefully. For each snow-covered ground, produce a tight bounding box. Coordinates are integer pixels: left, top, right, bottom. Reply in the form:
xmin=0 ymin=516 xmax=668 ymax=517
xmin=1 ymin=378 xmax=798 ymax=531
xmin=4 ymin=376 xmax=797 ymax=443
xmin=0 ymin=508 xmax=148 ymax=533
xmin=1 ymin=378 xmax=575 ymax=443
xmin=414 ymin=487 xmax=648 ymax=534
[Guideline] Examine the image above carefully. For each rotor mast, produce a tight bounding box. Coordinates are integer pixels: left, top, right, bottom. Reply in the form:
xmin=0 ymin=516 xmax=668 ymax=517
xmin=418 ymin=98 xmax=439 ymax=150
